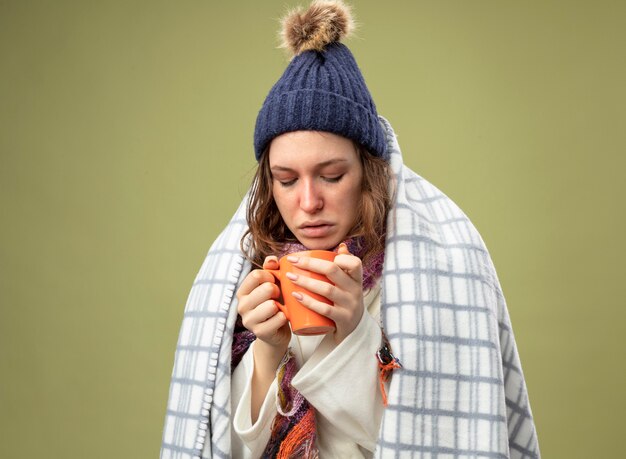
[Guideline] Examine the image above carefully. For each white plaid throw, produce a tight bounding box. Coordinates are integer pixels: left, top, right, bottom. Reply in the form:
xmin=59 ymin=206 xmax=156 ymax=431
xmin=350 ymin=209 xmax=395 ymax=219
xmin=160 ymin=117 xmax=540 ymax=458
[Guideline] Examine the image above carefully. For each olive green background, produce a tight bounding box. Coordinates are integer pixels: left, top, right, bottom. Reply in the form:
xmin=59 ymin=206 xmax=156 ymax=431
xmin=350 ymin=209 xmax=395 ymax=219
xmin=1 ymin=1 xmax=624 ymax=457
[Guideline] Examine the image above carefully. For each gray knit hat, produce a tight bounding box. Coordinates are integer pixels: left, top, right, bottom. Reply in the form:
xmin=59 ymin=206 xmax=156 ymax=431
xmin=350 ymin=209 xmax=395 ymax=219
xmin=253 ymin=0 xmax=387 ymax=161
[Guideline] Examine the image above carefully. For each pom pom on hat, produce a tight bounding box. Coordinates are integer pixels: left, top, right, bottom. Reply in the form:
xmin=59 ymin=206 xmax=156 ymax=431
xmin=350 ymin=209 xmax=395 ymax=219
xmin=281 ymin=0 xmax=354 ymax=56
xmin=254 ymin=0 xmax=388 ymax=161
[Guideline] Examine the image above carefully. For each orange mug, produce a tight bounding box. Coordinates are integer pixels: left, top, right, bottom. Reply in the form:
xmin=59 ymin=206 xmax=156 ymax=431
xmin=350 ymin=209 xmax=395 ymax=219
xmin=265 ymin=250 xmax=337 ymax=336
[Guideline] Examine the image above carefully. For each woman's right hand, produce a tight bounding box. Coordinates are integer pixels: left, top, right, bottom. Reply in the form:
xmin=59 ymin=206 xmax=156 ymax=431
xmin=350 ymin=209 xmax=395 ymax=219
xmin=237 ymin=256 xmax=291 ymax=422
xmin=236 ymin=256 xmax=291 ymax=352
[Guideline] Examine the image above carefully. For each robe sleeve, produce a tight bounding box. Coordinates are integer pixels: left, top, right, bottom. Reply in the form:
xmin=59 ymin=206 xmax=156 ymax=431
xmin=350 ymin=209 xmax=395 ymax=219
xmin=231 ymin=341 xmax=278 ymax=458
xmin=291 ymin=310 xmax=384 ymax=452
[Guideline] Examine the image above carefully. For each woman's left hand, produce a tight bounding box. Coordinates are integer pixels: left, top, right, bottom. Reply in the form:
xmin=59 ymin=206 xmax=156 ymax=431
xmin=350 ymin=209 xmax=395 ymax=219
xmin=286 ymin=243 xmax=364 ymax=344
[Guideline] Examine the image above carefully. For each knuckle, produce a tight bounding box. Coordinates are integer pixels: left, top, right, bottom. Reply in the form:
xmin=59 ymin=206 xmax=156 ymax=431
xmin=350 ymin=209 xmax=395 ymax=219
xmin=321 ymin=282 xmax=334 ymax=297
xmin=339 ymin=254 xmax=360 ymax=268
xmin=262 ymin=282 xmax=276 ymax=296
xmin=263 ymin=299 xmax=277 ymax=312
xmin=236 ymin=295 xmax=249 ymax=314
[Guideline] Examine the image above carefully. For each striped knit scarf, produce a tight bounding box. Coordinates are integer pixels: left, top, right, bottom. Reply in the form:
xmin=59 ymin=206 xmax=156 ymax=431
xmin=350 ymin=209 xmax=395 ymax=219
xmin=231 ymin=238 xmax=384 ymax=458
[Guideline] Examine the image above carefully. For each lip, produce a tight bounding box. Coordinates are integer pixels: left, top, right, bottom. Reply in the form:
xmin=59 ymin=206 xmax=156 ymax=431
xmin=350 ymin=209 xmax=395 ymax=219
xmin=298 ymin=221 xmax=334 ymax=238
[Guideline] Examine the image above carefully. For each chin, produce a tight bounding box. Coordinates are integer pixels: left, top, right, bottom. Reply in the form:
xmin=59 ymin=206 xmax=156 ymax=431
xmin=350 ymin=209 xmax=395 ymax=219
xmin=297 ymin=236 xmax=341 ymax=251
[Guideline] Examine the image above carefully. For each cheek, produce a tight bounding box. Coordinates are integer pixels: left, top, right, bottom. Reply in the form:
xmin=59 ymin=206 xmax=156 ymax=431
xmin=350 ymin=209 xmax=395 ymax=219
xmin=272 ymin=184 xmax=285 ymax=206
xmin=272 ymin=188 xmax=293 ymax=221
xmin=348 ymin=176 xmax=363 ymax=205
xmin=339 ymin=182 xmax=362 ymax=222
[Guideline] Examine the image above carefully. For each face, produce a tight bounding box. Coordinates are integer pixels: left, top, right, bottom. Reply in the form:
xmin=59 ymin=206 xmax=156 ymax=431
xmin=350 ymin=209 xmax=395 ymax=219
xmin=269 ymin=131 xmax=363 ymax=250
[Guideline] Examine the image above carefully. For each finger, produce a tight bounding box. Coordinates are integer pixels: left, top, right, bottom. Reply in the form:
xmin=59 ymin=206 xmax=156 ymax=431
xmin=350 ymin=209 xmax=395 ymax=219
xmin=288 ymin=254 xmax=360 ymax=286
xmin=237 ymin=269 xmax=276 ymax=298
xmin=286 ymin=255 xmax=342 ymax=281
xmin=238 ymin=281 xmax=280 ymax=315
xmin=253 ymin=311 xmax=289 ymax=339
xmin=285 ymin=272 xmax=341 ymax=303
xmin=251 ymin=281 xmax=281 ymax=305
xmin=262 ymin=255 xmax=279 ymax=270
xmin=292 ymin=291 xmax=335 ymax=319
xmin=333 ymin=253 xmax=363 ymax=282
xmin=243 ymin=299 xmax=280 ymax=329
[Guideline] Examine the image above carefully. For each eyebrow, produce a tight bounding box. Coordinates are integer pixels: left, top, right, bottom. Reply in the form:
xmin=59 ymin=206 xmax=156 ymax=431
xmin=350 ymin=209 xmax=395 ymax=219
xmin=270 ymin=158 xmax=349 ymax=173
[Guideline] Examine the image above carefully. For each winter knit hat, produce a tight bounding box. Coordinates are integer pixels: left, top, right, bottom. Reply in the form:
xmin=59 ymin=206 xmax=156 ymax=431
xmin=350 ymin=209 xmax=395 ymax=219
xmin=253 ymin=0 xmax=388 ymax=161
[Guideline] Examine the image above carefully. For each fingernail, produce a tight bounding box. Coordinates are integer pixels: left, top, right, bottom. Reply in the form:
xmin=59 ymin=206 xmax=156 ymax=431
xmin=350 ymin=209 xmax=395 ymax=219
xmin=292 ymin=291 xmax=303 ymax=301
xmin=287 ymin=256 xmax=299 ymax=263
xmin=286 ymin=272 xmax=298 ymax=281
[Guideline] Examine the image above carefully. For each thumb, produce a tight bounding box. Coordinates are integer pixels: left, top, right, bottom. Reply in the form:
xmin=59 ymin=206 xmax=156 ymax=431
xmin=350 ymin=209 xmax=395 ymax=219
xmin=262 ymin=255 xmax=280 ymax=270
xmin=337 ymin=242 xmax=351 ymax=255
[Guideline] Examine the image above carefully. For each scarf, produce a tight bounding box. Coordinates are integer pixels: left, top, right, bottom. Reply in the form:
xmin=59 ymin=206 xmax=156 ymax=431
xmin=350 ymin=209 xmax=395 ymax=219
xmin=160 ymin=116 xmax=540 ymax=459
xmin=231 ymin=238 xmax=385 ymax=458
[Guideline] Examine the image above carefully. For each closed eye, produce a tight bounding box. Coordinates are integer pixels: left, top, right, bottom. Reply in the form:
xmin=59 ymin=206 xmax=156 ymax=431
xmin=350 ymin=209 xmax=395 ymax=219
xmin=277 ymin=178 xmax=297 ymax=187
xmin=322 ymin=174 xmax=344 ymax=183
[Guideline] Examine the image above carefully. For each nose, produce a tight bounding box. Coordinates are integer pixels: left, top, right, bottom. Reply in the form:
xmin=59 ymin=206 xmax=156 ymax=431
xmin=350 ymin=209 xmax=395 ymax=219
xmin=299 ymin=178 xmax=323 ymax=213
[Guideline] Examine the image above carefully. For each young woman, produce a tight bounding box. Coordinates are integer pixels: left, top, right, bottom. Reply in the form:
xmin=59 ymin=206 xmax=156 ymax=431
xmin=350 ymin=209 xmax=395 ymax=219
xmin=161 ymin=2 xmax=540 ymax=458
xmin=231 ymin=129 xmax=390 ymax=457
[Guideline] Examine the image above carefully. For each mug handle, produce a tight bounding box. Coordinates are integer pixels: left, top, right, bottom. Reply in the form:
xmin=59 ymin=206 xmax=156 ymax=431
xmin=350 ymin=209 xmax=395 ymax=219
xmin=274 ymin=300 xmax=289 ymax=321
xmin=264 ymin=268 xmax=289 ymax=321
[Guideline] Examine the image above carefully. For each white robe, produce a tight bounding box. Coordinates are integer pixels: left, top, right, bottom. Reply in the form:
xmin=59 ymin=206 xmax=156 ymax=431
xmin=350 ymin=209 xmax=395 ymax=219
xmin=230 ymin=284 xmax=383 ymax=458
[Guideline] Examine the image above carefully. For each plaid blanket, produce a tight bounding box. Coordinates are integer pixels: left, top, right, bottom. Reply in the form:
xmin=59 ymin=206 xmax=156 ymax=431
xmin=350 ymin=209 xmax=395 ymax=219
xmin=160 ymin=117 xmax=540 ymax=458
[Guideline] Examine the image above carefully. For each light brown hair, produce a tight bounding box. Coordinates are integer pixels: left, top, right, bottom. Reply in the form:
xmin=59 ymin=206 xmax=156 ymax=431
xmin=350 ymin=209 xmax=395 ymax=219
xmin=241 ymin=143 xmax=391 ymax=268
